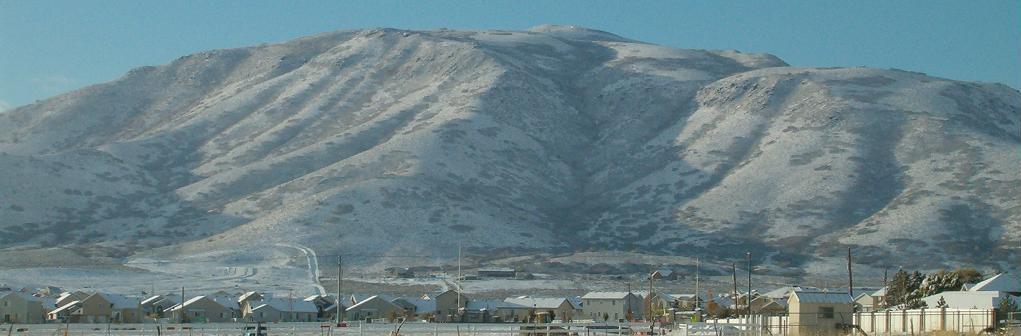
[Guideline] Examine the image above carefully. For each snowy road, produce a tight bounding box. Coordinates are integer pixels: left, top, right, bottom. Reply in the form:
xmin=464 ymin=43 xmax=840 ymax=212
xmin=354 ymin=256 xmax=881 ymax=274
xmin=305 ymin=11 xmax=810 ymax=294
xmin=276 ymin=244 xmax=327 ymax=296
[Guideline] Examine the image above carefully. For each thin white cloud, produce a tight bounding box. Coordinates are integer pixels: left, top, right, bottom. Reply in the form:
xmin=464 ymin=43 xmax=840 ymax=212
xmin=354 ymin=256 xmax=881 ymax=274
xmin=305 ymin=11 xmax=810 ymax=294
xmin=0 ymin=99 xmax=10 ymax=112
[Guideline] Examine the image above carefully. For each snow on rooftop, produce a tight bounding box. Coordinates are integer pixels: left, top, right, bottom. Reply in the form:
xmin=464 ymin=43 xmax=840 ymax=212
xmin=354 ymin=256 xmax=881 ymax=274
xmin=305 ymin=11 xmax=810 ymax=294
xmin=502 ymin=297 xmax=569 ymax=309
xmin=581 ymin=292 xmax=634 ymax=300
xmin=968 ymin=273 xmax=1021 ymax=293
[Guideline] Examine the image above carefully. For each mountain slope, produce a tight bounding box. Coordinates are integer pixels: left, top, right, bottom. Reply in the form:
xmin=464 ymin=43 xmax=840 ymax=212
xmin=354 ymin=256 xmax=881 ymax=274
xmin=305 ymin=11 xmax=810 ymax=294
xmin=1 ymin=26 xmax=1018 ymax=273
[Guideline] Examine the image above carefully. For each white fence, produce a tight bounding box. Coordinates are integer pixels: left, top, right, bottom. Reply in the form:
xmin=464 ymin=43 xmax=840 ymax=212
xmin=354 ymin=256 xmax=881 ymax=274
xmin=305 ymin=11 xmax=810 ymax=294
xmin=853 ymin=309 xmax=995 ymax=335
xmin=681 ymin=309 xmax=999 ymax=336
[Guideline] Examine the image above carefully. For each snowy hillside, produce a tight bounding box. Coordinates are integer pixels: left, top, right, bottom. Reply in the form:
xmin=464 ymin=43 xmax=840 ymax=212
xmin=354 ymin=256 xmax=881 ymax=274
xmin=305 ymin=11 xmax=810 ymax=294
xmin=1 ymin=25 xmax=1018 ymax=275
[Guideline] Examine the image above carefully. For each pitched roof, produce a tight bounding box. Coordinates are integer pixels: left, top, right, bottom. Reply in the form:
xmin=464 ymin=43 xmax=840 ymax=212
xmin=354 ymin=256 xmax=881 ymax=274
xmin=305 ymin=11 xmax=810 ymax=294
xmin=392 ymin=297 xmax=436 ymax=312
xmin=968 ymin=273 xmax=1021 ymax=293
xmin=502 ymin=297 xmax=570 ymax=309
xmin=210 ymin=294 xmax=240 ymax=310
xmin=791 ymin=291 xmax=853 ymax=304
xmin=250 ymin=298 xmax=318 ymax=313
xmin=347 ymin=295 xmax=400 ymax=311
xmin=1 ymin=292 xmax=55 ymax=307
xmin=50 ymin=301 xmax=82 ymax=315
xmin=567 ymin=296 xmax=582 ymax=309
xmin=464 ymin=299 xmax=505 ymax=311
xmin=581 ymin=292 xmax=634 ymax=300
xmin=98 ymin=293 xmax=139 ymax=310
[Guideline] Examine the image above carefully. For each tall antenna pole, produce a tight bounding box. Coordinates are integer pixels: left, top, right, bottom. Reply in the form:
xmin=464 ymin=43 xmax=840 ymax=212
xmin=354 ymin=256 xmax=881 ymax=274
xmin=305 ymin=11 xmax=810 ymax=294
xmin=180 ymin=286 xmax=185 ymax=324
xmin=731 ymin=262 xmax=738 ymax=307
xmin=747 ymin=252 xmax=752 ymax=318
xmin=341 ymin=255 xmax=349 ymax=322
xmin=695 ymin=257 xmax=700 ymax=310
xmin=847 ymin=247 xmax=853 ymax=297
xmin=456 ymin=242 xmax=462 ymax=312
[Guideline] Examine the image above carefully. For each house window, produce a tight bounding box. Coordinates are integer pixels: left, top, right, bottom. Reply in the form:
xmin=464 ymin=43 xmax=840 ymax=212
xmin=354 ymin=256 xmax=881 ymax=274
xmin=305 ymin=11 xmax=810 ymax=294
xmin=611 ymin=301 xmax=615 ymax=306
xmin=820 ymin=307 xmax=834 ymax=319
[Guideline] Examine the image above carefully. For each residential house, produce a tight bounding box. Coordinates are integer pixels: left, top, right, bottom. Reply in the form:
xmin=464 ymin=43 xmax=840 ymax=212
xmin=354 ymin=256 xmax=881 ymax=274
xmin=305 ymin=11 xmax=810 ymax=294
xmin=391 ymin=297 xmax=435 ymax=321
xmin=921 ymin=291 xmax=1021 ymax=310
xmin=670 ymin=294 xmax=703 ymax=311
xmin=748 ymin=294 xmax=783 ymax=315
xmin=0 ymin=292 xmax=53 ymax=323
xmin=478 ymin=268 xmax=516 ymax=278
xmin=651 ymin=269 xmax=680 ymax=281
xmin=758 ymin=300 xmax=788 ymax=315
xmin=854 ymin=287 xmax=887 ymax=312
xmin=237 ymin=291 xmax=264 ymax=310
xmin=705 ymin=294 xmax=734 ymax=317
xmin=433 ymin=290 xmax=468 ymax=322
xmin=967 ymin=273 xmax=1021 ymax=295
xmin=462 ymin=299 xmax=503 ymax=323
xmin=165 ymin=296 xmax=235 ymax=323
xmin=243 ymin=297 xmax=318 ymax=322
xmin=141 ymin=295 xmax=178 ymax=318
xmin=103 ymin=294 xmax=142 ymax=323
xmin=386 ymin=267 xmax=415 ymax=278
xmin=48 ymin=301 xmax=82 ymax=322
xmin=501 ymin=297 xmax=578 ymax=323
xmin=580 ymin=292 xmax=642 ymax=322
xmin=637 ymin=292 xmax=675 ymax=321
xmin=36 ymin=286 xmax=63 ymax=298
xmin=54 ymin=291 xmax=89 ymax=309
xmin=305 ymin=294 xmax=337 ymax=320
xmin=48 ymin=293 xmax=141 ymax=323
xmin=787 ymin=291 xmax=854 ymax=336
xmin=345 ymin=295 xmax=404 ymax=322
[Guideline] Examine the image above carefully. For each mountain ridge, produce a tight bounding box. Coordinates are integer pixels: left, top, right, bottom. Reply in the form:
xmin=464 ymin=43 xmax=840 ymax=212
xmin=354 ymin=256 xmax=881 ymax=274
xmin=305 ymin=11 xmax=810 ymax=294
xmin=1 ymin=25 xmax=1018 ymax=275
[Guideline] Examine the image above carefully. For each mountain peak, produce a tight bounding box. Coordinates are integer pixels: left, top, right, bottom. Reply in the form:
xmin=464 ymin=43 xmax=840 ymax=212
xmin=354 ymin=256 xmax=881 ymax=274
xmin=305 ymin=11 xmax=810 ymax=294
xmin=0 ymin=27 xmax=1017 ymax=280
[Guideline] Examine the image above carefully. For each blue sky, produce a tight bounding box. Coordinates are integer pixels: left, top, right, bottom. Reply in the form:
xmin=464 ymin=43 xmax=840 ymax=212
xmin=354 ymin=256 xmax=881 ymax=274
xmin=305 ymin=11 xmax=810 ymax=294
xmin=1 ymin=0 xmax=1019 ymax=110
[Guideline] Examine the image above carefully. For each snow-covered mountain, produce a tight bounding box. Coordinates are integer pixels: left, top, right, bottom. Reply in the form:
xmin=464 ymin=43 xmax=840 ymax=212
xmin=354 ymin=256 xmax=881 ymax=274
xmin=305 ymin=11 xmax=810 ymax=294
xmin=1 ymin=25 xmax=1018 ymax=273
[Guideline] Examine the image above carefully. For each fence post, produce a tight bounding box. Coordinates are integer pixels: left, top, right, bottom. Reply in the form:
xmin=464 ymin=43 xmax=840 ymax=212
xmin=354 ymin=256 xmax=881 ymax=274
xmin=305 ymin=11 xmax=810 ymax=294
xmin=920 ymin=308 xmax=926 ymax=334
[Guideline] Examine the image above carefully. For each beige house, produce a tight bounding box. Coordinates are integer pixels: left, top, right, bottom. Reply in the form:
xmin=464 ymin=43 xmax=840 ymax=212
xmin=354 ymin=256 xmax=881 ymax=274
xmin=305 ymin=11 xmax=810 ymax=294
xmin=242 ymin=298 xmax=317 ymax=322
xmin=787 ymin=291 xmax=854 ymax=336
xmin=500 ymin=297 xmax=578 ymax=323
xmin=49 ymin=293 xmax=140 ymax=323
xmin=432 ymin=290 xmax=468 ymax=322
xmin=854 ymin=288 xmax=886 ymax=312
xmin=580 ymin=292 xmax=642 ymax=322
xmin=165 ymin=296 xmax=235 ymax=323
xmin=345 ymin=295 xmax=404 ymax=322
xmin=0 ymin=292 xmax=53 ymax=323
xmin=141 ymin=295 xmax=179 ymax=318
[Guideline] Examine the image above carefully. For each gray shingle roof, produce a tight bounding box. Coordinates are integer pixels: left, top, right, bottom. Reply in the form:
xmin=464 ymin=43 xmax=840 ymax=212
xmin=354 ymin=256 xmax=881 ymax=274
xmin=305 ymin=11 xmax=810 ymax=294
xmin=792 ymin=291 xmax=853 ymax=304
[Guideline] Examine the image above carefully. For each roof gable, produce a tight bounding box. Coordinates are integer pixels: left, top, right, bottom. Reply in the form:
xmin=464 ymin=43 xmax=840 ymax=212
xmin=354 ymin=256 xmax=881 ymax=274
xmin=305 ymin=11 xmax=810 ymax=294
xmin=969 ymin=273 xmax=1021 ymax=293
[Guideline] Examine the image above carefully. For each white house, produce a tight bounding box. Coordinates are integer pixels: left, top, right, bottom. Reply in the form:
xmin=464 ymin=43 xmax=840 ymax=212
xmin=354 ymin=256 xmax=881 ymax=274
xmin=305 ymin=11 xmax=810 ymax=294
xmin=967 ymin=273 xmax=1021 ymax=295
xmin=922 ymin=291 xmax=1021 ymax=310
xmin=580 ymin=292 xmax=642 ymax=322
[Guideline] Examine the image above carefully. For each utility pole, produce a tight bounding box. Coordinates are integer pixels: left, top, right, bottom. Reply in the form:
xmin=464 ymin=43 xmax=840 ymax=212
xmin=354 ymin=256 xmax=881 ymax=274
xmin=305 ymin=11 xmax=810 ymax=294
xmin=289 ymin=290 xmax=294 ymax=322
xmin=626 ymin=282 xmax=633 ymax=322
xmin=731 ymin=262 xmax=738 ymax=307
xmin=341 ymin=255 xmax=349 ymax=322
xmin=747 ymin=252 xmax=752 ymax=319
xmin=180 ymin=286 xmax=185 ymax=324
xmin=847 ymin=247 xmax=854 ymax=297
xmin=695 ymin=257 xmax=700 ymax=310
xmin=456 ymin=242 xmax=462 ymax=312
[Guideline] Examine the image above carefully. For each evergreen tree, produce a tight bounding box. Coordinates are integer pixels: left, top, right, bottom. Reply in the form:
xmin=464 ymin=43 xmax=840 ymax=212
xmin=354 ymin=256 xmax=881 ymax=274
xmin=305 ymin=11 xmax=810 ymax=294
xmin=936 ymin=296 xmax=948 ymax=309
xmin=998 ymin=297 xmax=1020 ymax=322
